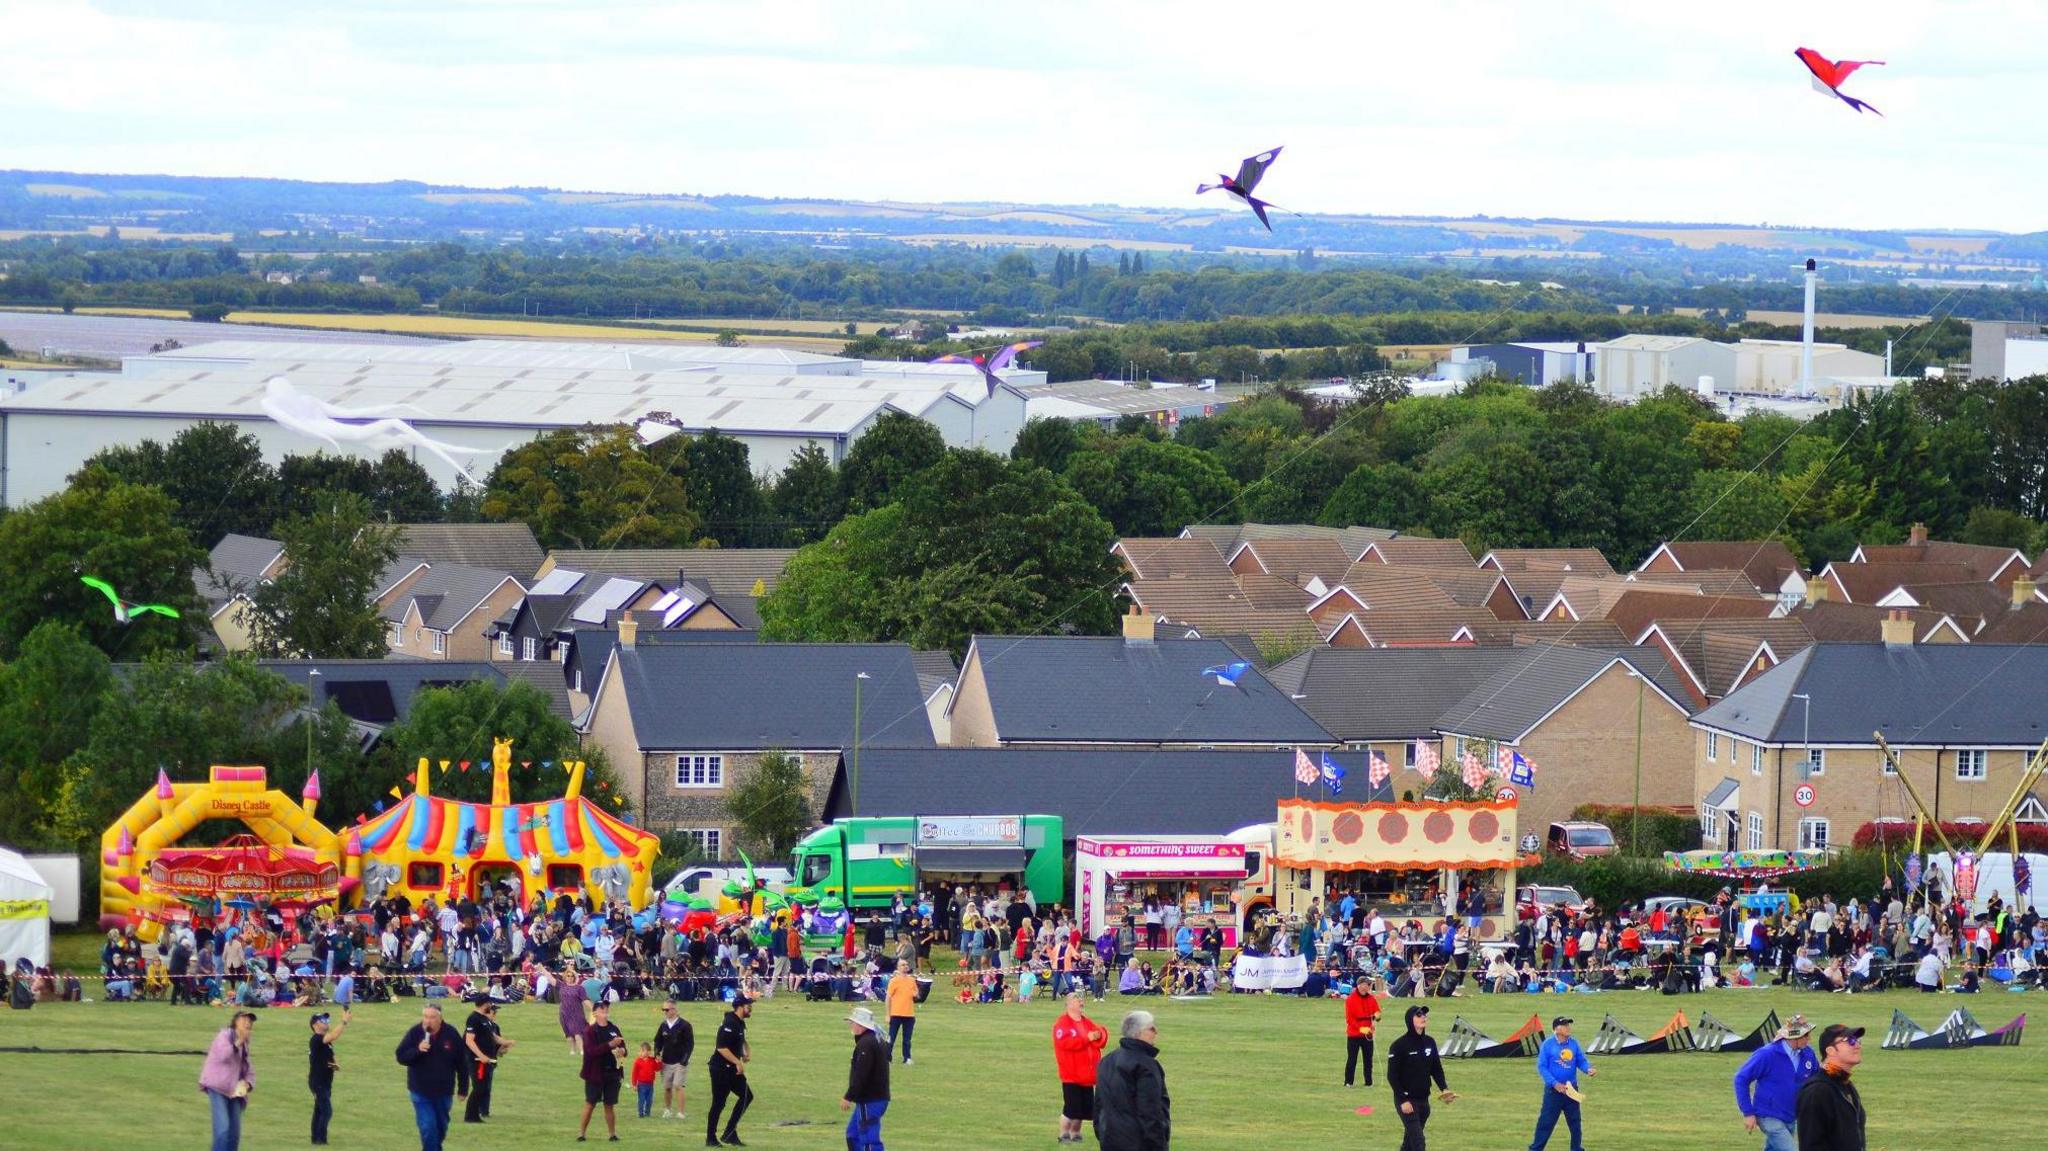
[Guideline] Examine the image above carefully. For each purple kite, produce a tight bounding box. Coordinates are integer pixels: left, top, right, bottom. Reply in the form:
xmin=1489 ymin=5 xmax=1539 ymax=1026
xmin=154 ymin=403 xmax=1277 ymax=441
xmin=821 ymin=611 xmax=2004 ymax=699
xmin=1795 ymin=48 xmax=1884 ymax=116
xmin=1196 ymin=147 xmax=1284 ymax=230
xmin=932 ymin=340 xmax=1043 ymax=397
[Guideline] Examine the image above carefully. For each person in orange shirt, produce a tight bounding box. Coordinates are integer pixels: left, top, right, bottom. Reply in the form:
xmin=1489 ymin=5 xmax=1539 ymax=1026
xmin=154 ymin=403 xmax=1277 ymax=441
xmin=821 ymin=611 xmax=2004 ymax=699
xmin=1344 ymin=976 xmax=1382 ymax=1087
xmin=885 ymin=966 xmax=919 ymax=1066
xmin=1051 ymin=992 xmax=1108 ymax=1145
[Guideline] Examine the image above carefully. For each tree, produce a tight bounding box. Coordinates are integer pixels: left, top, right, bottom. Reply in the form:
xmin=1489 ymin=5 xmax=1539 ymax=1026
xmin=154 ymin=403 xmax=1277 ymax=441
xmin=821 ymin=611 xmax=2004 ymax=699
xmin=839 ymin=412 xmax=947 ymax=512
xmin=1320 ymin=462 xmax=1424 ymax=531
xmin=240 ymin=491 xmax=402 ymax=658
xmin=78 ymin=422 xmax=278 ymax=545
xmin=1062 ymin=436 xmax=1237 ymax=536
xmin=1684 ymin=469 xmax=1794 ymax=544
xmin=715 ymin=329 xmax=743 ymax=347
xmin=374 ymin=679 xmax=626 ymax=815
xmin=275 ymin=450 xmax=443 ymax=526
xmin=0 ymin=470 xmax=203 ymax=659
xmin=769 ymin=443 xmax=845 ymax=546
xmin=482 ymin=425 xmax=700 ymax=549
xmin=680 ymin=430 xmax=766 ymax=546
xmin=0 ymin=621 xmax=112 ymax=846
xmin=725 ymin=748 xmax=812 ymax=857
xmin=1011 ymin=417 xmax=1086 ymax=475
xmin=1959 ymin=506 xmax=2037 ymax=551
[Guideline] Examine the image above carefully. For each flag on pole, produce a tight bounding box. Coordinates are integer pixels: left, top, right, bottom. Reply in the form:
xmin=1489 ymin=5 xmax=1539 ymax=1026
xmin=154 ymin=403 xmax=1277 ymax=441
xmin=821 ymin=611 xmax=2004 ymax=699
xmin=1293 ymin=748 xmax=1319 ymax=785
xmin=1509 ymin=752 xmax=1536 ymax=789
xmin=1460 ymin=748 xmax=1488 ymax=789
xmin=1495 ymin=744 xmax=1515 ymax=776
xmin=2015 ymin=855 xmax=2032 ymax=896
xmin=1368 ymin=751 xmax=1391 ymax=789
xmin=1414 ymin=741 xmax=1439 ymax=779
xmin=1319 ymin=753 xmax=1346 ymax=797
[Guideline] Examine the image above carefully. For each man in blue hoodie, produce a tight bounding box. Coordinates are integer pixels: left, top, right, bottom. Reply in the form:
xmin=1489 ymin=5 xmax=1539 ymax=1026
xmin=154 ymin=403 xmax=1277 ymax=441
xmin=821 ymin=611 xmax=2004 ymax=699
xmin=1529 ymin=1016 xmax=1594 ymax=1151
xmin=1732 ymin=1013 xmax=1819 ymax=1151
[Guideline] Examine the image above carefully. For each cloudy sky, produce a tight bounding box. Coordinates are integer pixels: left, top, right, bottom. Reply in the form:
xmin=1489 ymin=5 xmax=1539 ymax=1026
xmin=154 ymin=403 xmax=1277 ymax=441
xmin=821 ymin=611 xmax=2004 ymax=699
xmin=4 ymin=0 xmax=2044 ymax=232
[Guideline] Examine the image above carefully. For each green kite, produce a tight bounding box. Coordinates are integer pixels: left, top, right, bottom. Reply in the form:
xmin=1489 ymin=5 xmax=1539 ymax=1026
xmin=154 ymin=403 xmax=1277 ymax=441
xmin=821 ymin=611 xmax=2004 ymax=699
xmin=80 ymin=575 xmax=181 ymax=624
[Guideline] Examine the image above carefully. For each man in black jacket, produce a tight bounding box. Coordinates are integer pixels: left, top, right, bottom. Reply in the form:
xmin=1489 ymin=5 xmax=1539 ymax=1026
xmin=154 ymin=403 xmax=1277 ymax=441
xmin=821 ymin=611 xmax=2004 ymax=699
xmin=1795 ymin=1024 xmax=1866 ymax=1151
xmin=1093 ymin=1011 xmax=1169 ymax=1151
xmin=706 ymin=995 xmax=754 ymax=1147
xmin=395 ymin=1003 xmax=466 ymax=1151
xmin=1386 ymin=1005 xmax=1454 ymax=1151
xmin=655 ymin=998 xmax=695 ymax=1120
xmin=840 ymin=1007 xmax=891 ymax=1151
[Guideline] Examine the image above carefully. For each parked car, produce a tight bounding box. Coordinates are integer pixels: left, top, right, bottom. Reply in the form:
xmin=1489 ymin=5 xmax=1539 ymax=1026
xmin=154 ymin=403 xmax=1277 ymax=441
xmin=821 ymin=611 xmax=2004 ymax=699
xmin=1547 ymin=821 xmax=1618 ymax=859
xmin=661 ymin=862 xmax=794 ymax=902
xmin=1517 ymin=884 xmax=1587 ymax=919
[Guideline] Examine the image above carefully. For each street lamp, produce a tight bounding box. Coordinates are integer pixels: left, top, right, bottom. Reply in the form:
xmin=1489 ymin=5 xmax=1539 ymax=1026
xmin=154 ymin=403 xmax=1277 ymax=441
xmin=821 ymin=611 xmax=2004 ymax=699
xmin=1791 ymin=693 xmax=1813 ymax=851
xmin=1627 ymin=668 xmax=1645 ymax=854
xmin=851 ymin=672 xmax=871 ymax=818
xmin=306 ymin=668 xmax=322 ymax=781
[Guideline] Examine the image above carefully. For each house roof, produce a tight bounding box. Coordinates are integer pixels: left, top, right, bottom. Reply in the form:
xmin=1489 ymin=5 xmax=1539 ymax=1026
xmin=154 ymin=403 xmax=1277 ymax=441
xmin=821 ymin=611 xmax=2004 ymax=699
xmin=1604 ymin=588 xmax=1779 ymax=642
xmin=910 ymin=649 xmax=960 ymax=701
xmin=1356 ymin=537 xmax=1478 ymax=568
xmin=1821 ymin=561 xmax=1976 ymax=603
xmin=1464 ymin=619 xmax=1629 ymax=647
xmin=1267 ymin=646 xmax=1537 ymax=741
xmin=1111 ymin=537 xmax=1232 ymax=580
xmin=1178 ymin=522 xmax=1395 ymax=559
xmin=1229 ymin=539 xmax=1354 ymax=588
xmin=487 ymin=593 xmax=578 ymax=640
xmin=965 ymin=635 xmax=1333 ymax=745
xmin=1970 ymin=603 xmax=2048 ymax=645
xmin=1349 ymin=608 xmax=1501 ymax=646
xmin=1693 ymin=642 xmax=2048 ymax=746
xmin=562 ymin=626 xmax=759 ymax=696
xmin=200 ymin=532 xmax=284 ymax=611
xmin=1479 ymin=548 xmax=1617 ymax=576
xmin=820 ymin=748 xmax=1314 ymax=835
xmin=1645 ymin=618 xmax=1815 ymax=698
xmin=392 ymin=523 xmax=544 ymax=577
xmin=1792 ymin=601 xmax=1964 ymax=644
xmin=1432 ymin=644 xmax=1694 ymax=743
xmin=1857 ymin=540 xmax=2027 ymax=584
xmin=609 ymin=642 xmax=935 ymax=750
xmin=537 ymin=548 xmax=794 ymax=606
xmin=1893 ymin=581 xmax=2013 ymax=625
xmin=1125 ymin=576 xmax=1318 ymax=638
xmin=380 ymin=562 xmax=521 ymax=632
xmin=255 ymin=659 xmax=569 ymax=726
xmin=1317 ymin=568 xmax=1464 ymax=614
xmin=1641 ymin=540 xmax=1804 ymax=593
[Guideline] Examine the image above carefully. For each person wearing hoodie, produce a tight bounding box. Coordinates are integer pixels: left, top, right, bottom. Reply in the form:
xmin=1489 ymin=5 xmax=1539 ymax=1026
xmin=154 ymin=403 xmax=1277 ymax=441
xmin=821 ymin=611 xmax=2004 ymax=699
xmin=1386 ymin=1005 xmax=1452 ymax=1151
xmin=1733 ymin=1014 xmax=1820 ymax=1151
xmin=1794 ymin=1024 xmax=1866 ymax=1151
xmin=1093 ymin=1011 xmax=1169 ymax=1151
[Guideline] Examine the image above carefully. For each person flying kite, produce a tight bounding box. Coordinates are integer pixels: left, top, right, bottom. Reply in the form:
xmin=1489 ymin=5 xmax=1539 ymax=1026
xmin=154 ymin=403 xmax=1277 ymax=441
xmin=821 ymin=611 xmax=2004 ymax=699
xmin=79 ymin=575 xmax=181 ymax=623
xmin=259 ymin=376 xmax=486 ymax=485
xmin=1195 ymin=147 xmax=1284 ymax=230
xmin=1794 ymin=48 xmax=1884 ymax=116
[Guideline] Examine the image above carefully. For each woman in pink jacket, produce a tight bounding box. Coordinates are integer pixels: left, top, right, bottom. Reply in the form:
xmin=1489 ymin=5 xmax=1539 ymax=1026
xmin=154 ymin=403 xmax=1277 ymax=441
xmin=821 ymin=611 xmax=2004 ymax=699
xmin=199 ymin=1011 xmax=258 ymax=1151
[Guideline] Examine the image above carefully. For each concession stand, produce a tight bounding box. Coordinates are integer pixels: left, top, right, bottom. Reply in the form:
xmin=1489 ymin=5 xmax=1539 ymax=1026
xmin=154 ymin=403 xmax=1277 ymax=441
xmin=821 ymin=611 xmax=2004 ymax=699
xmin=1076 ymin=836 xmax=1247 ymax=947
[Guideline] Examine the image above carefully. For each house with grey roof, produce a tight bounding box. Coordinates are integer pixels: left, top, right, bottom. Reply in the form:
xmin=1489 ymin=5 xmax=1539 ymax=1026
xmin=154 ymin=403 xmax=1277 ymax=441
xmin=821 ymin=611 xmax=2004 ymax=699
xmin=579 ymin=619 xmax=933 ymax=851
xmin=256 ymin=658 xmax=572 ymax=748
xmin=535 ymin=548 xmax=794 ymax=629
xmin=392 ymin=523 xmax=544 ymax=577
xmin=946 ymin=613 xmax=1335 ymax=749
xmin=1690 ymin=623 xmax=2048 ymax=853
xmin=198 ymin=533 xmax=286 ymax=651
xmin=380 ymin=561 xmax=525 ymax=661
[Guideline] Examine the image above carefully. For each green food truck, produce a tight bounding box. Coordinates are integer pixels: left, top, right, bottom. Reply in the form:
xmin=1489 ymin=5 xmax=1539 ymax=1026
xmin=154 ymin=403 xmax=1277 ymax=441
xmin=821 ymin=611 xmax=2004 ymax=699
xmin=788 ymin=814 xmax=1065 ymax=910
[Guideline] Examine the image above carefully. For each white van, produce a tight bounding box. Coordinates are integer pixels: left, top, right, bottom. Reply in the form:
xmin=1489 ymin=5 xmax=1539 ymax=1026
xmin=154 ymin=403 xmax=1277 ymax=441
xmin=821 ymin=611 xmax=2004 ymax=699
xmin=660 ymin=863 xmax=794 ymax=903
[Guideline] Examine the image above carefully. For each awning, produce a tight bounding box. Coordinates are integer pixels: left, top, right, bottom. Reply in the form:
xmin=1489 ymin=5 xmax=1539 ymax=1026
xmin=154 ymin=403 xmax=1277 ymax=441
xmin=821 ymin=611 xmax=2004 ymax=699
xmin=917 ymin=846 xmax=1027 ymax=874
xmin=1704 ymin=777 xmax=1740 ymax=812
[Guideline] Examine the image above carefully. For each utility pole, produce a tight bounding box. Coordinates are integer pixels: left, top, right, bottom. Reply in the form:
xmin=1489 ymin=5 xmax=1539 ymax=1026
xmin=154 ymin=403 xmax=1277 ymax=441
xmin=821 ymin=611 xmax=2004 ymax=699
xmin=850 ymin=671 xmax=870 ymax=818
xmin=1632 ymin=672 xmax=1644 ymax=854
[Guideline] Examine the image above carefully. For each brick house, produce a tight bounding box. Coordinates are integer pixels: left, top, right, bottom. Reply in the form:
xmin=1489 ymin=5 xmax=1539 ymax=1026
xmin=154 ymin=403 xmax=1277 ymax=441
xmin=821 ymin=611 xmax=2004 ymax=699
xmin=578 ymin=620 xmax=933 ymax=854
xmin=380 ymin=562 xmax=525 ymax=661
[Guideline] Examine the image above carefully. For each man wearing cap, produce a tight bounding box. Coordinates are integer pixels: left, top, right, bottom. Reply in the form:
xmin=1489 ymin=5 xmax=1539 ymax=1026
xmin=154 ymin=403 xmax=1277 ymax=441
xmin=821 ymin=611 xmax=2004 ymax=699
xmin=1386 ymin=1004 xmax=1453 ymax=1151
xmin=1733 ymin=1013 xmax=1819 ymax=1151
xmin=705 ymin=994 xmax=754 ymax=1147
xmin=307 ymin=1007 xmax=350 ymax=1145
xmin=841 ymin=1006 xmax=891 ymax=1151
xmin=1529 ymin=1016 xmax=1595 ymax=1151
xmin=1794 ymin=1024 xmax=1866 ymax=1151
xmin=578 ymin=999 xmax=628 ymax=1142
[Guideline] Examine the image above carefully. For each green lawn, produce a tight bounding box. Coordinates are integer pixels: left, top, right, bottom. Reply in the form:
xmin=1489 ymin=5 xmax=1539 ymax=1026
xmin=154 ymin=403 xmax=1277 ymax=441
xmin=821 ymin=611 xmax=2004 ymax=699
xmin=4 ymin=944 xmax=2032 ymax=1151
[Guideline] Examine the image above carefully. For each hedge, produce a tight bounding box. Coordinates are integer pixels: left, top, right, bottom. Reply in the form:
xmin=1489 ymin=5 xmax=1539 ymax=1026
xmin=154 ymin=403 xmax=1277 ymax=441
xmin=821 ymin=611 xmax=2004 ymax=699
xmin=1853 ymin=820 xmax=2048 ymax=854
xmin=1569 ymin=804 xmax=1702 ymax=858
xmin=1519 ymin=848 xmax=1891 ymax=909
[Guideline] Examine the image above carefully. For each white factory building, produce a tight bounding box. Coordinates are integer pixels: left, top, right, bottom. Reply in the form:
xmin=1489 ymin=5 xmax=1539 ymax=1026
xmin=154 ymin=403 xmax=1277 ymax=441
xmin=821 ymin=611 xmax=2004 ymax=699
xmin=1592 ymin=334 xmax=1885 ymax=401
xmin=0 ymin=338 xmax=1067 ymax=507
xmin=1970 ymin=320 xmax=2048 ymax=382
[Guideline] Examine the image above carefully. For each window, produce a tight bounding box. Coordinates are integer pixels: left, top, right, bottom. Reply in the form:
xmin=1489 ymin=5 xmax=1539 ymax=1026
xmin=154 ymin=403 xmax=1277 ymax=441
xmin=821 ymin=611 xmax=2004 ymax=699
xmin=389 ymin=623 xmax=403 ymax=648
xmin=681 ymin=828 xmax=722 ymax=858
xmin=497 ymin=633 xmax=513 ymax=657
xmin=1798 ymin=818 xmax=1830 ymax=851
xmin=407 ymin=862 xmax=444 ymax=889
xmin=1403 ymin=742 xmax=1419 ymax=769
xmin=1701 ymin=805 xmax=1719 ymax=843
xmin=522 ymin=637 xmax=537 ymax=662
xmin=1746 ymin=811 xmax=1764 ymax=851
xmin=1706 ymin=731 xmax=1720 ymax=761
xmin=1750 ymin=744 xmax=1765 ymax=776
xmin=799 ymin=852 xmax=832 ymax=886
xmin=546 ymin=864 xmax=583 ymax=890
xmin=430 ymin=630 xmax=446 ymax=655
xmin=573 ymin=669 xmax=584 ymax=693
xmin=1805 ymin=748 xmax=1824 ymax=777
xmin=675 ymin=754 xmax=724 ymax=788
xmin=1956 ymin=749 xmax=1987 ymax=781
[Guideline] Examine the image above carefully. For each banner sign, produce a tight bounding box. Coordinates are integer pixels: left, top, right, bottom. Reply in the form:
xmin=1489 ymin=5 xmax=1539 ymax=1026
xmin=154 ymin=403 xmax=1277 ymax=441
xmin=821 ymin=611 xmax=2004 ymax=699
xmin=1232 ymin=953 xmax=1309 ymax=990
xmin=916 ymin=815 xmax=1021 ymax=845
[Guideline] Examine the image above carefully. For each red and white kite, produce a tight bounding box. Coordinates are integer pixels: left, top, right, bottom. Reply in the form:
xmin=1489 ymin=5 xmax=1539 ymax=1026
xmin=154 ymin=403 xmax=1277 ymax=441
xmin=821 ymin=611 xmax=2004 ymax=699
xmin=1795 ymin=47 xmax=1884 ymax=116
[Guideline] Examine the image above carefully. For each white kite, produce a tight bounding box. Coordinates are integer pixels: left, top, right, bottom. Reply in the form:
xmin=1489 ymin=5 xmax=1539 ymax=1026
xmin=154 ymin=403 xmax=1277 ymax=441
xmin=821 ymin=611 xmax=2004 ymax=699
xmin=260 ymin=376 xmax=484 ymax=485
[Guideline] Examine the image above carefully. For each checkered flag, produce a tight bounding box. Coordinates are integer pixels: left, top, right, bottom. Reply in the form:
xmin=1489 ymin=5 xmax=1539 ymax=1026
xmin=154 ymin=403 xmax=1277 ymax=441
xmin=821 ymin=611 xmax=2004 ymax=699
xmin=1460 ymin=748 xmax=1488 ymax=790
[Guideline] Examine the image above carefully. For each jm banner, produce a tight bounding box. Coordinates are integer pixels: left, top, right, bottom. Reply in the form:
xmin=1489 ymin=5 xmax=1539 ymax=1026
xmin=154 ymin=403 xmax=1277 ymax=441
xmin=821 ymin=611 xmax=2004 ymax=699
xmin=1232 ymin=952 xmax=1308 ymax=990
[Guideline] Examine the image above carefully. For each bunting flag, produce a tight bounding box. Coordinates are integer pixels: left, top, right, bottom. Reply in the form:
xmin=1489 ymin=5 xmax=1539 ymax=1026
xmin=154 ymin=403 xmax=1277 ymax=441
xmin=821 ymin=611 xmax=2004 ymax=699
xmin=389 ymin=785 xmax=404 ymax=800
xmin=1414 ymin=740 xmax=1440 ymax=779
xmin=1319 ymin=753 xmax=1346 ymax=797
xmin=439 ymin=759 xmax=451 ymax=775
xmin=1293 ymin=748 xmax=1319 ymax=785
xmin=1460 ymin=748 xmax=1488 ymax=789
xmin=355 ymin=813 xmax=367 ymax=825
xmin=1367 ymin=750 xmax=1391 ymax=789
xmin=373 ymin=800 xmax=386 ymax=813
xmin=542 ymin=760 xmax=554 ymax=772
xmin=521 ymin=760 xmax=532 ymax=769
xmin=404 ymin=772 xmax=415 ymax=784
xmin=1509 ymin=752 xmax=1537 ymax=789
xmin=459 ymin=760 xmax=471 ymax=772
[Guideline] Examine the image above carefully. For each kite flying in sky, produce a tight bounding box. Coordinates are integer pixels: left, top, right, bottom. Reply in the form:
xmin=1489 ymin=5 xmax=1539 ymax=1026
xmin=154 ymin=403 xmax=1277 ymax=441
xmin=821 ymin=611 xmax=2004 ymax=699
xmin=259 ymin=376 xmax=485 ymax=485
xmin=1195 ymin=147 xmax=1284 ymax=231
xmin=932 ymin=340 xmax=1043 ymax=397
xmin=1795 ymin=48 xmax=1884 ymax=116
xmin=79 ymin=575 xmax=180 ymax=623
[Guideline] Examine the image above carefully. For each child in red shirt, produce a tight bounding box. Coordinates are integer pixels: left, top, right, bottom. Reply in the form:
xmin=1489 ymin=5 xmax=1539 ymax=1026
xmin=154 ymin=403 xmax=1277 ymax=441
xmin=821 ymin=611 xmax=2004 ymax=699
xmin=631 ymin=1043 xmax=660 ymax=1118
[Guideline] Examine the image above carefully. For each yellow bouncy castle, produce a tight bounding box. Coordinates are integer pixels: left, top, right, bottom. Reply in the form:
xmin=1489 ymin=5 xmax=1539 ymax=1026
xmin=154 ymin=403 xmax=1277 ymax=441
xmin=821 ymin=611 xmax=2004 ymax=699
xmin=347 ymin=738 xmax=661 ymax=912
xmin=100 ymin=764 xmax=342 ymax=933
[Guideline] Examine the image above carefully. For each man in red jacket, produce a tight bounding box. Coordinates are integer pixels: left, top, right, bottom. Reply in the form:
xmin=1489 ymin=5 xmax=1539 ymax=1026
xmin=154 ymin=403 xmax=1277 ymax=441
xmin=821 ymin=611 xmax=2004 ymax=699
xmin=1344 ymin=976 xmax=1382 ymax=1087
xmin=1051 ymin=992 xmax=1108 ymax=1145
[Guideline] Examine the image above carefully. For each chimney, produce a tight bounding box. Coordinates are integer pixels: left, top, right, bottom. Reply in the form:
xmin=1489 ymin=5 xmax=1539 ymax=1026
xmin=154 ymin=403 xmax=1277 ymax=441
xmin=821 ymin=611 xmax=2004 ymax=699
xmin=2015 ymin=575 xmax=2038 ymax=609
xmin=1804 ymin=577 xmax=1827 ymax=607
xmin=1881 ymin=608 xmax=1914 ymax=648
xmin=618 ymin=613 xmax=639 ymax=648
xmin=1909 ymin=522 xmax=1929 ymax=546
xmin=1121 ymin=603 xmax=1155 ymax=644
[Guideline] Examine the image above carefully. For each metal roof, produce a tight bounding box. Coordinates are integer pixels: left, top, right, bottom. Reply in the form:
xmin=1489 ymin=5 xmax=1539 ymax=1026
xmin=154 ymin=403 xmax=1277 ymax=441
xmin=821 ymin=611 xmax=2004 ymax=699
xmin=1016 ymin=379 xmax=1231 ymax=415
xmin=142 ymin=338 xmax=851 ymax=371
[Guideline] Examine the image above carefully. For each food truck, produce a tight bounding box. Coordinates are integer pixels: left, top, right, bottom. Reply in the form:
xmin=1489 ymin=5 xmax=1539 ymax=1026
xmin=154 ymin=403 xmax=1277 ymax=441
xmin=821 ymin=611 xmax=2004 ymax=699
xmin=1228 ymin=797 xmax=1532 ymax=946
xmin=1075 ymin=836 xmax=1250 ymax=947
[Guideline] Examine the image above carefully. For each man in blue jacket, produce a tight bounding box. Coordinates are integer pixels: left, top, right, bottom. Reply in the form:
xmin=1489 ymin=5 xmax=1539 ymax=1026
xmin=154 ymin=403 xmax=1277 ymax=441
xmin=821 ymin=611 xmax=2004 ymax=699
xmin=1529 ymin=1016 xmax=1595 ymax=1151
xmin=1732 ymin=1013 xmax=1819 ymax=1151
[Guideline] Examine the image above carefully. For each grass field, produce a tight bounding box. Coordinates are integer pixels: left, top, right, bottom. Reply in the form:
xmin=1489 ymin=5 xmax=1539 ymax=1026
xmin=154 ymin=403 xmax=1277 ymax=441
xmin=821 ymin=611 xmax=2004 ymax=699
xmin=3 ymin=938 xmax=2025 ymax=1151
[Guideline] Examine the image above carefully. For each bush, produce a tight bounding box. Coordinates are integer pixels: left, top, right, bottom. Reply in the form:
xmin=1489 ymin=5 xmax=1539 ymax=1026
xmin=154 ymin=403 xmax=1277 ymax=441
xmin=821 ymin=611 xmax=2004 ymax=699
xmin=1520 ymin=855 xmax=1723 ymax=906
xmin=188 ymin=302 xmax=231 ymax=322
xmin=1570 ymin=803 xmax=1702 ymax=857
xmin=1852 ymin=820 xmax=2048 ymax=854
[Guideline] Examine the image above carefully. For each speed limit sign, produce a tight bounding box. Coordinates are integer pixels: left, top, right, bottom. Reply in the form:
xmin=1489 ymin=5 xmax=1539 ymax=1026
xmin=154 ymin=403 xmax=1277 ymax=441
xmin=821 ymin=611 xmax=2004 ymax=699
xmin=1495 ymin=786 xmax=1518 ymax=802
xmin=1794 ymin=783 xmax=1817 ymax=808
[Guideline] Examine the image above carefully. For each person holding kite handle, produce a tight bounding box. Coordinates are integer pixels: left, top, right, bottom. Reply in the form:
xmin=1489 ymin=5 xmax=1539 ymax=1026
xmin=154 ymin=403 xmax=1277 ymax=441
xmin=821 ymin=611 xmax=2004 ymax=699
xmin=1733 ymin=1013 xmax=1819 ymax=1151
xmin=1530 ymin=1016 xmax=1595 ymax=1151
xmin=1387 ymin=1004 xmax=1453 ymax=1151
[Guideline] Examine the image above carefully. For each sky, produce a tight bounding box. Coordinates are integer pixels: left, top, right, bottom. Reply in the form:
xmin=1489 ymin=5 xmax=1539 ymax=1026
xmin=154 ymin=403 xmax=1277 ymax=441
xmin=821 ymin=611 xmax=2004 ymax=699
xmin=3 ymin=0 xmax=2045 ymax=233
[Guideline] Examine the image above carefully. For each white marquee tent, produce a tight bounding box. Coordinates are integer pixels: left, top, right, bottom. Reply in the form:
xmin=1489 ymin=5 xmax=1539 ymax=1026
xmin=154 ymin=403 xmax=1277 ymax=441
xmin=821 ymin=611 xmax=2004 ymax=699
xmin=0 ymin=846 xmax=54 ymax=968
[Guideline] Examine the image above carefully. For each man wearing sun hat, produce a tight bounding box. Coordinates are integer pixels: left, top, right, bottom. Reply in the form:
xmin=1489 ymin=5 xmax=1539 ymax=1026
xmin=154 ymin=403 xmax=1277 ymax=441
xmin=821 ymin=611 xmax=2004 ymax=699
xmin=1733 ymin=1013 xmax=1819 ymax=1151
xmin=1529 ymin=1015 xmax=1595 ymax=1151
xmin=1794 ymin=1024 xmax=1866 ymax=1151
xmin=841 ymin=1006 xmax=891 ymax=1151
